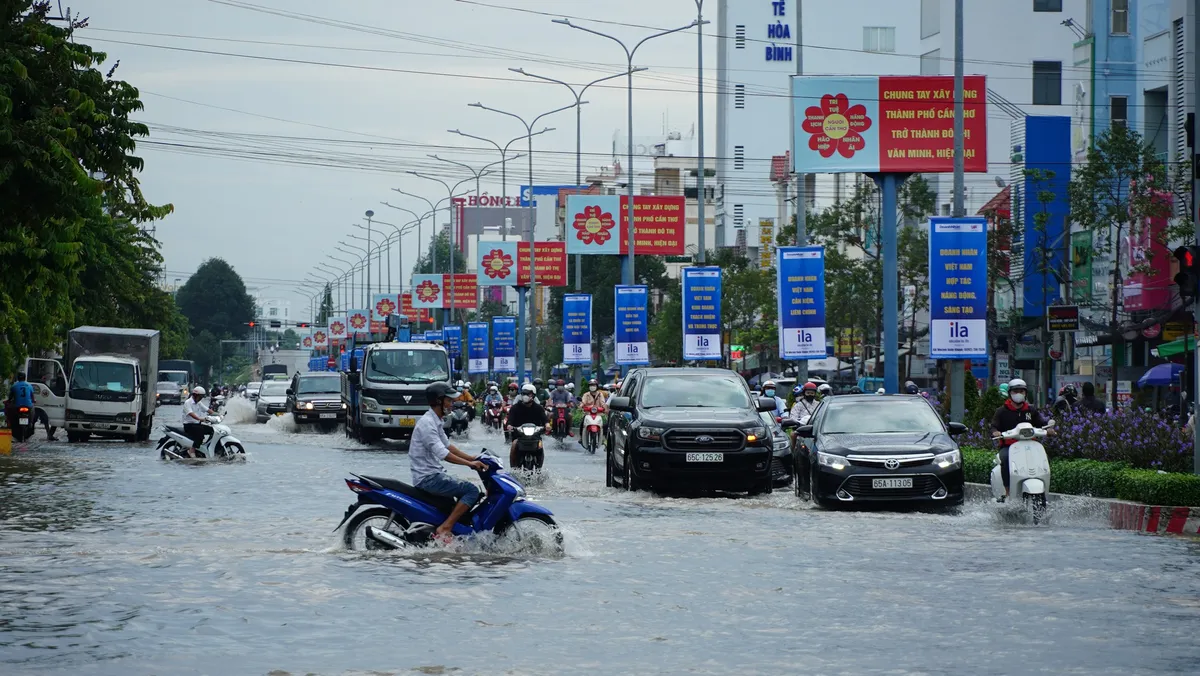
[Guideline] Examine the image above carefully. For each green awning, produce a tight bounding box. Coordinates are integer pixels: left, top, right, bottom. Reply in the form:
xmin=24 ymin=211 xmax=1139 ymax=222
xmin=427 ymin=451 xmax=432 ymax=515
xmin=1155 ymin=335 xmax=1196 ymax=358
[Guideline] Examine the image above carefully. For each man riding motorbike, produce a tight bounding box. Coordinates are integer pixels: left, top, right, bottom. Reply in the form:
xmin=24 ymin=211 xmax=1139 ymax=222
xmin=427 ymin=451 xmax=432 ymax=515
xmin=790 ymin=382 xmax=821 ymax=423
xmin=408 ymin=382 xmax=488 ymax=540
xmin=455 ymin=380 xmax=476 ymax=420
xmin=990 ymin=378 xmax=1054 ymax=500
xmin=505 ymin=381 xmax=520 ymax=406
xmin=182 ymin=387 xmax=218 ymax=457
xmin=549 ymin=379 xmax=574 ymax=437
xmin=533 ymin=378 xmax=551 ymax=407
xmin=483 ymin=385 xmax=504 ymax=407
xmin=504 ymin=383 xmax=550 ymax=468
xmin=818 ymin=383 xmax=834 ymax=398
xmin=762 ymin=380 xmax=787 ymax=418
xmin=5 ymin=372 xmax=39 ymax=440
xmin=1052 ymin=384 xmax=1078 ymax=416
xmin=578 ymin=378 xmax=607 ymax=437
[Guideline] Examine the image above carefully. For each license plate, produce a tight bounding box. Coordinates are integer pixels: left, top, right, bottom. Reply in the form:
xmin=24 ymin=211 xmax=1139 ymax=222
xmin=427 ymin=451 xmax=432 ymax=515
xmin=872 ymin=478 xmax=913 ymax=489
xmin=397 ymin=417 xmax=417 ymax=427
xmin=18 ymin=418 xmax=28 ymax=425
xmin=319 ymin=413 xmax=337 ymax=419
xmin=686 ymin=452 xmax=724 ymax=463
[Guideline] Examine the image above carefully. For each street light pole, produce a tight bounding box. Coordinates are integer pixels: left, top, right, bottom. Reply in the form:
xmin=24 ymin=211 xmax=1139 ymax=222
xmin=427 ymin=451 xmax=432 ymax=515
xmin=449 ymin=129 xmax=551 ymax=244
xmin=365 ymin=210 xmax=374 ymax=305
xmin=553 ymin=17 xmax=704 ymax=287
xmin=408 ymin=173 xmax=484 ymax=327
xmin=380 ymin=203 xmax=434 ymax=291
xmin=694 ymin=0 xmax=707 ymax=263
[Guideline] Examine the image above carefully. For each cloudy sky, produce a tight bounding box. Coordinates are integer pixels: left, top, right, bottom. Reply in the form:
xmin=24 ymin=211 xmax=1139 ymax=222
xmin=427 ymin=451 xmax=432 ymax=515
xmin=77 ymin=0 xmax=719 ymax=318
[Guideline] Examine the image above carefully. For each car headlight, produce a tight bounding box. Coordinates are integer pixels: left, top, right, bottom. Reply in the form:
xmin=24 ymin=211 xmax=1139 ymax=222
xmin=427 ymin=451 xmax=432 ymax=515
xmin=744 ymin=425 xmax=767 ymax=443
xmin=361 ymin=397 xmax=379 ymax=412
xmin=773 ymin=436 xmax=790 ymax=452
xmin=817 ymin=452 xmax=850 ymax=471
xmin=933 ymin=449 xmax=961 ymax=469
xmin=115 ymin=412 xmax=136 ymax=423
xmin=304 ymin=402 xmax=314 ymax=410
xmin=637 ymin=425 xmax=666 ymax=441
xmin=342 ymin=402 xmax=348 ymax=410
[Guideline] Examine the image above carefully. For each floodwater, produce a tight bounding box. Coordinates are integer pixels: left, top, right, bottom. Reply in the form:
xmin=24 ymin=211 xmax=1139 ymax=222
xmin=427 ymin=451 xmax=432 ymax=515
xmin=2 ymin=400 xmax=1199 ymax=675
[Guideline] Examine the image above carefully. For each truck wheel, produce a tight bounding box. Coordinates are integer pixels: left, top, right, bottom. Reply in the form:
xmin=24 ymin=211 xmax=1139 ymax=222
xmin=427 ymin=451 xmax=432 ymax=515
xmin=136 ymin=415 xmax=153 ymax=442
xmin=67 ymin=431 xmax=88 ymax=443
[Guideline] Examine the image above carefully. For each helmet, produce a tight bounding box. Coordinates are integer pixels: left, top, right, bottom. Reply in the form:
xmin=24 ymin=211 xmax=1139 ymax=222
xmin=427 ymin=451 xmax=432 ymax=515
xmin=455 ymin=380 xmax=465 ymax=388
xmin=508 ymin=382 xmax=518 ymax=390
xmin=762 ymin=380 xmax=777 ymax=389
xmin=425 ymin=382 xmax=460 ymax=406
xmin=192 ymin=386 xmax=206 ymax=396
xmin=818 ymin=383 xmax=833 ymax=395
xmin=556 ymin=379 xmax=565 ymax=387
xmin=998 ymin=383 xmax=1009 ymax=396
xmin=1008 ymin=378 xmax=1027 ymax=392
xmin=534 ymin=378 xmax=544 ymax=388
xmin=802 ymin=382 xmax=818 ymax=394
xmin=489 ymin=385 xmax=499 ymax=393
xmin=876 ymin=388 xmax=886 ymax=395
xmin=566 ymin=382 xmax=575 ymax=390
xmin=520 ymin=383 xmax=536 ymax=395
xmin=588 ymin=379 xmax=598 ymax=386
xmin=1062 ymin=384 xmax=1077 ymax=398
xmin=904 ymin=381 xmax=919 ymax=395
xmin=792 ymin=385 xmax=804 ymax=396
xmin=849 ymin=386 xmax=863 ymax=394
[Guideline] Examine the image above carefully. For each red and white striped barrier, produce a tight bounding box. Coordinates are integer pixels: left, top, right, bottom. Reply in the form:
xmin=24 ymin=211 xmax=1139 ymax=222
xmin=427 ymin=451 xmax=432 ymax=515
xmin=1110 ymin=503 xmax=1200 ymax=536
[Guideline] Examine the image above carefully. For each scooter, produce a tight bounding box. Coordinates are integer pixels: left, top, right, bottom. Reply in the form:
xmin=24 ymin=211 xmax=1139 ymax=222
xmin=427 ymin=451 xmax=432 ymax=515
xmin=509 ymin=422 xmax=545 ymax=471
xmin=990 ymin=420 xmax=1054 ymax=524
xmin=484 ymin=401 xmax=505 ymax=432
xmin=448 ymin=401 xmax=470 ymax=437
xmin=581 ymin=406 xmax=604 ymax=454
xmin=6 ymin=404 xmax=35 ymax=442
xmin=336 ymin=449 xmax=560 ymax=551
xmin=551 ymin=404 xmax=571 ymax=443
xmin=157 ymin=415 xmax=246 ymax=461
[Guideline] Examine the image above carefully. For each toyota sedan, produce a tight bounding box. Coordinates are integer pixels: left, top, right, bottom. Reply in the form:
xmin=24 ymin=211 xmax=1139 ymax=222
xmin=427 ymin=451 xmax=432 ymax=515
xmin=792 ymin=395 xmax=967 ymax=509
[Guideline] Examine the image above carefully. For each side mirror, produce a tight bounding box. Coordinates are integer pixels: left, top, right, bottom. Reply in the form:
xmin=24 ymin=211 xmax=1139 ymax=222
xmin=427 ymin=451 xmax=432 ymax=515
xmin=140 ymin=382 xmax=148 ymax=393
xmin=349 ymin=357 xmax=358 ymax=373
xmin=1045 ymin=419 xmax=1055 ymax=429
xmin=347 ymin=372 xmax=361 ymax=386
xmin=756 ymin=397 xmax=777 ymax=412
xmin=286 ymin=389 xmax=294 ymax=396
xmin=608 ymin=396 xmax=632 ymax=412
xmin=947 ymin=422 xmax=968 ymax=436
xmin=797 ymin=425 xmax=815 ymax=438
xmin=780 ymin=418 xmax=800 ymax=430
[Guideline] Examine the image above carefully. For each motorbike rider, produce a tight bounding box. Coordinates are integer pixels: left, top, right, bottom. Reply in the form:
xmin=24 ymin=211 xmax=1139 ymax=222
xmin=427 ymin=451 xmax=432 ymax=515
xmin=818 ymin=383 xmax=834 ymax=399
xmin=505 ymin=383 xmax=550 ymax=468
xmin=549 ymin=379 xmax=574 ymax=436
xmin=790 ymin=382 xmax=821 ymax=423
xmin=182 ymin=387 xmax=218 ymax=457
xmin=483 ymin=385 xmax=504 ymax=407
xmin=533 ymin=378 xmax=551 ymax=406
xmin=762 ymin=380 xmax=787 ymax=418
xmin=505 ymin=381 xmax=520 ymax=406
xmin=455 ymin=380 xmax=476 ymax=420
xmin=1078 ymin=382 xmax=1106 ymax=414
xmin=1052 ymin=384 xmax=1078 ymax=416
xmin=579 ymin=379 xmax=607 ymax=437
xmin=409 ymin=382 xmax=488 ymax=540
xmin=6 ymin=372 xmax=38 ymax=438
xmin=904 ymin=380 xmax=920 ymax=395
xmin=990 ymin=378 xmax=1054 ymax=500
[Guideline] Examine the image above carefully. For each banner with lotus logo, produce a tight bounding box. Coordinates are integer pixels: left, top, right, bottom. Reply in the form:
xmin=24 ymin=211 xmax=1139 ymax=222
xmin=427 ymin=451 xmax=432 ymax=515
xmin=566 ymin=195 xmax=620 ymax=255
xmin=301 ymin=333 xmax=314 ymax=350
xmin=478 ymin=242 xmax=518 ymax=286
xmin=412 ymin=275 xmax=443 ymax=309
xmin=567 ymin=195 xmax=685 ymax=255
xmin=346 ymin=309 xmax=370 ymax=338
xmin=372 ymin=293 xmax=399 ymax=333
xmin=327 ymin=316 xmax=348 ymax=342
xmin=312 ymin=329 xmax=329 ymax=349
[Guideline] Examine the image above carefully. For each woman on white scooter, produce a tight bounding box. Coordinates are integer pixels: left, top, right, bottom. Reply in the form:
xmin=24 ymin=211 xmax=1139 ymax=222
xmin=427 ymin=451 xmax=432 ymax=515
xmin=990 ymin=378 xmax=1054 ymax=499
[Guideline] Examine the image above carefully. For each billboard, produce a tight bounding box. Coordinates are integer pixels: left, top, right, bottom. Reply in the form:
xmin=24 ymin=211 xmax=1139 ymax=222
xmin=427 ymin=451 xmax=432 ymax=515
xmin=562 ymin=294 xmax=592 ymax=365
xmin=371 ymin=293 xmax=398 ymax=334
xmin=346 ymin=309 xmax=371 ymax=338
xmin=929 ymin=217 xmax=988 ymax=359
xmin=517 ymin=242 xmax=568 ymax=287
xmin=412 ymin=274 xmax=478 ymax=309
xmin=776 ymin=247 xmax=827 ymax=360
xmin=327 ymin=316 xmax=348 ymax=343
xmin=566 ymin=195 xmax=686 ymax=256
xmin=1071 ymin=231 xmax=1093 ymax=303
xmin=519 ymin=184 xmax=587 ymax=207
xmin=614 ymin=285 xmax=650 ymax=365
xmin=791 ymin=75 xmax=988 ymax=174
xmin=1022 ymin=116 xmax=1071 ymax=317
xmin=1123 ymin=196 xmax=1172 ymax=312
xmin=682 ymin=267 xmax=722 ymax=361
xmin=400 ymin=292 xmax=431 ymax=324
xmin=758 ymin=218 xmax=775 ymax=271
xmin=467 ymin=322 xmax=489 ymax=374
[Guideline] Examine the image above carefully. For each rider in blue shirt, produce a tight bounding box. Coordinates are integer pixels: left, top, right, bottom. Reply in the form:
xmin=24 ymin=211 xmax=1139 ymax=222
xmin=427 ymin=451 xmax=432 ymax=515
xmin=8 ymin=373 xmax=34 ymax=409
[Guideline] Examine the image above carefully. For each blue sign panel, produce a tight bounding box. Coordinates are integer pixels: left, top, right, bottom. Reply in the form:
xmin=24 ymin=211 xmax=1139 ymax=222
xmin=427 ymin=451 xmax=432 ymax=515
xmin=519 ymin=184 xmax=587 ymax=207
xmin=467 ymin=322 xmax=489 ymax=374
xmin=442 ymin=325 xmax=462 ymax=359
xmin=930 ymin=217 xmax=988 ymax=359
xmin=682 ymin=267 xmax=722 ymax=361
xmin=492 ymin=316 xmax=517 ymax=373
xmin=423 ymin=329 xmax=443 ymax=342
xmin=776 ymin=247 xmax=827 ymax=360
xmin=614 ymin=285 xmax=650 ymax=366
xmin=1022 ymin=116 xmax=1071 ymax=317
xmin=562 ymin=294 xmax=592 ymax=365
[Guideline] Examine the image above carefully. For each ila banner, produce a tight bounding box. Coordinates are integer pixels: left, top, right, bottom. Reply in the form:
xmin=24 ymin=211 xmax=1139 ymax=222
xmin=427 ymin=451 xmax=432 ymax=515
xmin=492 ymin=316 xmax=517 ymax=372
xmin=467 ymin=322 xmax=489 ymax=374
xmin=682 ymin=267 xmax=722 ymax=361
xmin=929 ymin=217 xmax=988 ymax=359
xmin=614 ymin=285 xmax=649 ymax=366
xmin=777 ymin=247 xmax=827 ymax=360
xmin=442 ymin=325 xmax=463 ymax=359
xmin=562 ymin=294 xmax=592 ymax=365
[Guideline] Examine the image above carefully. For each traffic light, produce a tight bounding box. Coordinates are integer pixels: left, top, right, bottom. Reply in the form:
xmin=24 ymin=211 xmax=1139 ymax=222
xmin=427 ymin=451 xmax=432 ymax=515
xmin=296 ymin=322 xmax=310 ymax=329
xmin=248 ymin=321 xmax=256 ymax=328
xmin=1174 ymin=245 xmax=1200 ymax=300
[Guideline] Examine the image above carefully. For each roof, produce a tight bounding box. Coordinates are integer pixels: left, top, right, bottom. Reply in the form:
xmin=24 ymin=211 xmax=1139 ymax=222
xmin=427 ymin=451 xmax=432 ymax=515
xmin=632 ymin=367 xmax=740 ymax=376
xmin=74 ymin=354 xmax=138 ymax=364
xmin=71 ymin=326 xmax=160 ymax=338
xmin=367 ymin=342 xmax=447 ymax=352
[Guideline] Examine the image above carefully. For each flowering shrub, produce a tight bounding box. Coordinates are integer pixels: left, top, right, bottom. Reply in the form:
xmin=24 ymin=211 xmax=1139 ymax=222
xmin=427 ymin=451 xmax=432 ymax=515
xmin=960 ymin=407 xmax=1194 ymax=473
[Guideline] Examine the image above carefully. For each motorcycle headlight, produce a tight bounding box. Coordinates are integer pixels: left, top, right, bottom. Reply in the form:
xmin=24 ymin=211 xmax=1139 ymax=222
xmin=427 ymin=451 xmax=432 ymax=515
xmin=637 ymin=425 xmax=666 ymax=441
xmin=521 ymin=427 xmax=536 ymax=437
xmin=933 ymin=449 xmax=961 ymax=469
xmin=817 ymin=452 xmax=850 ymax=471
xmin=361 ymin=397 xmax=379 ymax=412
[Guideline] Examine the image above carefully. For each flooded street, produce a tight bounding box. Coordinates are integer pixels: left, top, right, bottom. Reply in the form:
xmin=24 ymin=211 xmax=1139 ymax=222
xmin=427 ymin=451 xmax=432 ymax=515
xmin=2 ymin=403 xmax=1200 ymax=675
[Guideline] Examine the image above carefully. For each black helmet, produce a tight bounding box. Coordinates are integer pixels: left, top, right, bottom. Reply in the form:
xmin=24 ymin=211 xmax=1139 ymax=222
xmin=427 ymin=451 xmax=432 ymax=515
xmin=425 ymin=382 xmax=461 ymax=407
xmin=904 ymin=381 xmax=919 ymax=395
xmin=534 ymin=378 xmax=544 ymax=387
xmin=849 ymin=386 xmax=863 ymax=394
xmin=1062 ymin=384 xmax=1077 ymax=398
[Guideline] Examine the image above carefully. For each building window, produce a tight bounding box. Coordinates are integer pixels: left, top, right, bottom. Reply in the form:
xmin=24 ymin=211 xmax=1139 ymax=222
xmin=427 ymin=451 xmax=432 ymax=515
xmin=269 ymin=307 xmax=278 ymax=317
xmin=733 ymin=204 xmax=744 ymax=227
xmin=921 ymin=0 xmax=940 ymax=38
xmin=734 ymin=145 xmax=745 ymax=170
xmin=1032 ymin=61 xmax=1062 ymax=105
xmin=920 ymin=49 xmax=941 ymax=76
xmin=1033 ymin=0 xmax=1062 ymax=11
xmin=863 ymin=27 xmax=896 ymax=53
xmin=1111 ymin=0 xmax=1129 ymax=34
xmin=735 ymin=25 xmax=745 ymax=49
xmin=1110 ymin=96 xmax=1127 ymax=129
xmin=734 ymin=84 xmax=745 ymax=109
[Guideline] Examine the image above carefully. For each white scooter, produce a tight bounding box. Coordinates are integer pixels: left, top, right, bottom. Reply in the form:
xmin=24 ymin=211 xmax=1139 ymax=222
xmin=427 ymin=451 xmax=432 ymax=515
xmin=157 ymin=415 xmax=246 ymax=462
xmin=990 ymin=420 xmax=1054 ymax=523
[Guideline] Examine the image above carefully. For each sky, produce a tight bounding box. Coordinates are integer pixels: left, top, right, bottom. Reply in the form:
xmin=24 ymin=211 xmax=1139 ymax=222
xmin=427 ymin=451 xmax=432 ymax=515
xmin=76 ymin=0 xmax=719 ymax=320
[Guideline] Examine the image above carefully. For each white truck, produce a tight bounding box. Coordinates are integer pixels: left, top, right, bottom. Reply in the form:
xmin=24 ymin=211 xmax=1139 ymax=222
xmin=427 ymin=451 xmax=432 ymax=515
xmin=27 ymin=327 xmax=160 ymax=443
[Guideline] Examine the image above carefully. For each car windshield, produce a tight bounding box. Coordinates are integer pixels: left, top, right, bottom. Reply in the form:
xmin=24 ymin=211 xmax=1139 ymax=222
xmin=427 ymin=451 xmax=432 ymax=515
xmin=70 ymin=361 xmax=136 ymax=402
xmin=758 ymin=411 xmax=780 ymax=429
xmin=297 ymin=376 xmax=341 ymax=395
xmin=160 ymin=371 xmax=188 ymax=386
xmin=366 ymin=349 xmax=450 ymax=384
xmin=640 ymin=374 xmax=751 ymax=409
xmin=821 ymin=399 xmax=946 ymax=434
xmin=260 ymin=382 xmax=288 ymax=396
xmin=156 ymin=381 xmax=177 ymax=392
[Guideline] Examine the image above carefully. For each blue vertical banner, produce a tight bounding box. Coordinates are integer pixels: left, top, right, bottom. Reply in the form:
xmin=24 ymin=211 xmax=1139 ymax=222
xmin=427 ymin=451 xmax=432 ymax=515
xmin=562 ymin=294 xmax=593 ymax=365
xmin=682 ymin=267 xmax=722 ymax=361
xmin=492 ymin=316 xmax=517 ymax=372
xmin=776 ymin=247 xmax=828 ymax=359
xmin=614 ymin=285 xmax=650 ymax=366
xmin=467 ymin=322 xmax=489 ymax=374
xmin=442 ymin=325 xmax=463 ymax=360
xmin=929 ymin=217 xmax=988 ymax=359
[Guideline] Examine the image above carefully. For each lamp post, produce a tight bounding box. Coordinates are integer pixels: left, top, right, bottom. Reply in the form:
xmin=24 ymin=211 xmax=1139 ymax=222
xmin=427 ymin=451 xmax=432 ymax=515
xmin=391 ymin=188 xmax=473 ymax=280
xmin=469 ymin=101 xmax=578 ymax=381
xmin=406 ymin=173 xmax=484 ymax=326
xmin=315 ymin=263 xmax=342 ymax=311
xmin=510 ymin=67 xmax=642 ymax=290
xmin=448 ymin=129 xmax=549 ymax=243
xmin=552 ymin=17 xmax=704 ymax=286
xmin=380 ymin=203 xmax=434 ymax=290
xmin=693 ymin=0 xmax=707 ymax=263
xmin=325 ymin=255 xmax=356 ymax=310
xmin=365 ymin=210 xmax=374 ymax=304
xmin=364 ymin=218 xmax=420 ymax=293
xmin=336 ymin=243 xmax=370 ymax=307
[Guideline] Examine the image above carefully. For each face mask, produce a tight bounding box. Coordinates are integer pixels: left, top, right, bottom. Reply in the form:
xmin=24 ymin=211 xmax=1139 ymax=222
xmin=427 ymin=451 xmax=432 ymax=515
xmin=804 ymin=392 xmax=815 ymax=400
xmin=589 ymin=386 xmax=597 ymax=392
xmin=764 ymin=389 xmax=775 ymax=397
xmin=1011 ymin=392 xmax=1026 ymax=404
xmin=521 ymin=394 xmax=532 ymax=403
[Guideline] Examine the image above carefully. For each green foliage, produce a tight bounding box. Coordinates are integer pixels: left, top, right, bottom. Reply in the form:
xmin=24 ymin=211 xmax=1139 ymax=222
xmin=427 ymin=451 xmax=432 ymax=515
xmin=414 ymin=231 xmax=468 ymax=276
xmin=961 ymin=447 xmax=993 ymax=484
xmin=648 ymin=279 xmax=684 ymax=363
xmin=1114 ymin=469 xmax=1200 ymax=507
xmin=468 ymin=299 xmax=507 ymax=325
xmin=316 ymin=284 xmax=334 ymax=325
xmin=968 ymin=386 xmax=1005 ymax=430
xmin=187 ymin=330 xmax=221 ymax=384
xmin=280 ymin=328 xmax=300 ymax=349
xmin=1050 ymin=459 xmax=1127 ymax=498
xmin=175 ymin=258 xmax=256 ymax=340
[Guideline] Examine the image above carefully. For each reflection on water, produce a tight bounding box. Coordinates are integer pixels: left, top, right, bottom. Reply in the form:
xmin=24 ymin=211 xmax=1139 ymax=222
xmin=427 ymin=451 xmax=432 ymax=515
xmin=1 ymin=422 xmax=1199 ymax=675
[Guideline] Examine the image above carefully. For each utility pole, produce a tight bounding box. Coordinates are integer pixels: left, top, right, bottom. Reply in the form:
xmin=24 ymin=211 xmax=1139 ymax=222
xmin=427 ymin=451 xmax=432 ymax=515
xmin=793 ymin=0 xmax=808 ymax=388
xmin=695 ymin=0 xmax=707 ymax=264
xmin=950 ymin=0 xmax=966 ymax=423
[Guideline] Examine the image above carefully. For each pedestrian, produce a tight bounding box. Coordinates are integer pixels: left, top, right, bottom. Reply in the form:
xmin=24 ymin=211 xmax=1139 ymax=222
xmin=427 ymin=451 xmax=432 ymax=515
xmin=1077 ymin=382 xmax=1106 ymax=415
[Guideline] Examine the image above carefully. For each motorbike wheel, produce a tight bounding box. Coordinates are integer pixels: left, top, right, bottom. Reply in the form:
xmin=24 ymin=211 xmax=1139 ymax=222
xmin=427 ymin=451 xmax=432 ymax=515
xmin=218 ymin=442 xmax=246 ymax=458
xmin=1026 ymin=493 xmax=1048 ymax=525
xmin=343 ymin=506 xmax=410 ymax=551
xmin=497 ymin=513 xmax=563 ymax=554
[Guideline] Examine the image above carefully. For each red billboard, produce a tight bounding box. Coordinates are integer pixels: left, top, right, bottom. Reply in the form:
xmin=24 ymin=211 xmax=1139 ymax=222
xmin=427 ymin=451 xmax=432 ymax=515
xmin=444 ymin=274 xmax=478 ymax=309
xmin=518 ymin=241 xmax=568 ymax=286
xmin=400 ymin=293 xmax=431 ymax=323
xmin=617 ymin=195 xmax=686 ymax=255
xmin=1124 ymin=195 xmax=1172 ymax=311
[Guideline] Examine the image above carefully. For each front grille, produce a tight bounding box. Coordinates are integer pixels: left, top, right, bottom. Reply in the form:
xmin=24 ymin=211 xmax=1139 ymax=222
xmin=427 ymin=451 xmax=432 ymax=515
xmin=75 ymin=413 xmax=117 ymax=423
xmin=843 ymin=474 xmax=942 ymax=498
xmin=770 ymin=457 xmax=791 ymax=480
xmin=663 ymin=429 xmax=744 ymax=452
xmin=313 ymin=401 xmax=342 ymax=410
xmin=847 ymin=456 xmax=934 ymax=469
xmin=367 ymin=390 xmax=424 ymax=407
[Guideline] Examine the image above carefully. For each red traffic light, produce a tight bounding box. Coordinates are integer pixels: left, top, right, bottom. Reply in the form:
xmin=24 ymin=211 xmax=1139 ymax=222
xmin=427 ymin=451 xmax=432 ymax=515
xmin=1174 ymin=245 xmax=1200 ymax=300
xmin=248 ymin=321 xmax=256 ymax=327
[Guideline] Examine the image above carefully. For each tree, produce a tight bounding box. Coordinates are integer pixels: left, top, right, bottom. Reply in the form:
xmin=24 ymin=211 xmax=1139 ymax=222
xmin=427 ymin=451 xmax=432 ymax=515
xmin=281 ymin=328 xmax=300 ymax=349
xmin=175 ymin=258 xmax=256 ymax=340
xmin=897 ymin=223 xmax=930 ymax=381
xmin=316 ymin=284 xmax=334 ymax=325
xmin=187 ymin=330 xmax=221 ymax=385
xmin=648 ymin=280 xmax=684 ymax=363
xmin=414 ymin=231 xmax=468 ymax=276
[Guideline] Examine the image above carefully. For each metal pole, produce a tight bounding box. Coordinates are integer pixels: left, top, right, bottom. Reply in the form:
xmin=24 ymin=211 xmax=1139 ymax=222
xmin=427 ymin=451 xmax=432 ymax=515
xmin=576 ymin=101 xmax=583 ymax=290
xmin=1192 ymin=3 xmax=1200 ymax=473
xmin=696 ymin=0 xmax=706 ymax=264
xmin=365 ymin=211 xmax=374 ymax=305
xmin=880 ymin=174 xmax=900 ymax=394
xmin=793 ymin=0 xmax=807 ymax=387
xmin=527 ymin=130 xmax=537 ymax=381
xmin=626 ymin=58 xmax=635 ymax=286
xmin=950 ymin=0 xmax=966 ymax=423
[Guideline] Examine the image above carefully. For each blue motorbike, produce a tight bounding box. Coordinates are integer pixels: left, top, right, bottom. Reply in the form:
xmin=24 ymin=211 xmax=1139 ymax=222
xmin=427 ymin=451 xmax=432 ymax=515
xmin=336 ymin=451 xmax=561 ymax=551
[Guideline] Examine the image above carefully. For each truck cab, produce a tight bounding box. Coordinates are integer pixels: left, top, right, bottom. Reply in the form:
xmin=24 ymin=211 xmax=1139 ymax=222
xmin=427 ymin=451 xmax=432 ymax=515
xmin=344 ymin=341 xmax=451 ymax=443
xmin=64 ymin=354 xmax=147 ymax=442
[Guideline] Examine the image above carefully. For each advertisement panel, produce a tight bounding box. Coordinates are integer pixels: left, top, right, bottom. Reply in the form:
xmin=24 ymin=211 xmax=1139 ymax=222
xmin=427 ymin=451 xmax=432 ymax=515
xmin=791 ymin=75 xmax=988 ymax=174
xmin=372 ymin=293 xmax=398 ymax=334
xmin=565 ymin=195 xmax=686 ymax=256
xmin=518 ymin=242 xmax=568 ymax=287
xmin=682 ymin=267 xmax=722 ymax=361
xmin=442 ymin=325 xmax=463 ymax=360
xmin=520 ymin=184 xmax=587 ymax=207
xmin=312 ymin=327 xmax=328 ymax=349
xmin=929 ymin=217 xmax=988 ymax=359
xmin=1123 ymin=200 xmax=1171 ymax=311
xmin=445 ymin=274 xmax=477 ymax=309
xmin=758 ymin=218 xmax=775 ymax=271
xmin=776 ymin=247 xmax=827 ymax=359
xmin=346 ymin=309 xmax=371 ymax=338
xmin=327 ymin=316 xmax=348 ymax=343
xmin=1071 ymin=230 xmax=1093 ymax=303
xmin=478 ymin=241 xmax=519 ymax=286
xmin=300 ymin=332 xmax=314 ymax=350
xmin=566 ymin=195 xmax=621 ymax=255
xmin=424 ymin=329 xmax=443 ymax=342
xmin=411 ymin=274 xmax=443 ymax=309
xmin=467 ymin=322 xmax=489 ymax=374
xmin=400 ymin=292 xmax=431 ymax=324
xmin=562 ymin=294 xmax=592 ymax=365
xmin=491 ymin=316 xmax=517 ymax=373
xmin=614 ymin=285 xmax=650 ymax=366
